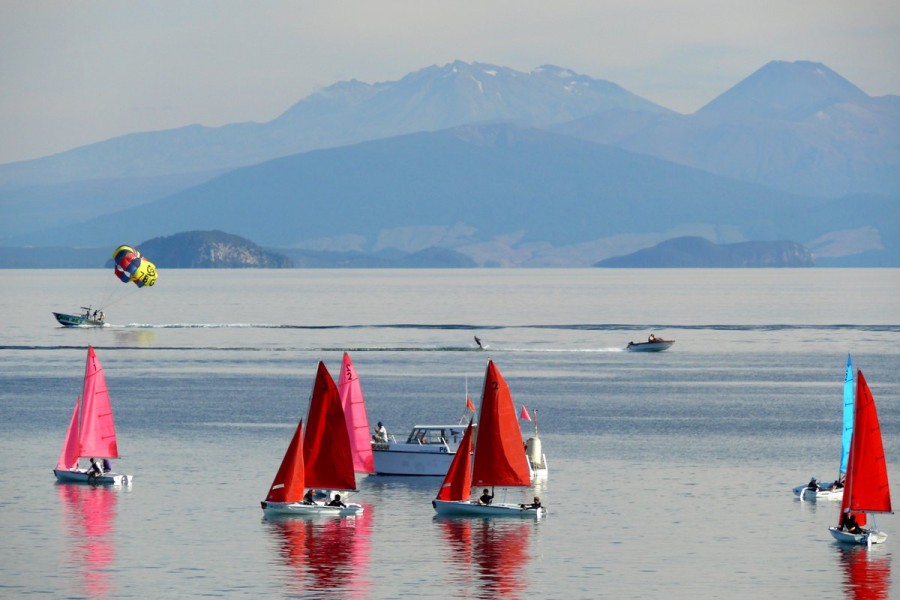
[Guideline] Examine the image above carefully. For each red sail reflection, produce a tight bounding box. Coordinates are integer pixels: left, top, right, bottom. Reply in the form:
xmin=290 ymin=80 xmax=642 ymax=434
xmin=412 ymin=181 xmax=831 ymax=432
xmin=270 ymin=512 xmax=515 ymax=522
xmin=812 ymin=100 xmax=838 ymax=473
xmin=266 ymin=509 xmax=372 ymax=598
xmin=58 ymin=484 xmax=119 ymax=600
xmin=437 ymin=517 xmax=535 ymax=599
xmin=838 ymin=545 xmax=892 ymax=600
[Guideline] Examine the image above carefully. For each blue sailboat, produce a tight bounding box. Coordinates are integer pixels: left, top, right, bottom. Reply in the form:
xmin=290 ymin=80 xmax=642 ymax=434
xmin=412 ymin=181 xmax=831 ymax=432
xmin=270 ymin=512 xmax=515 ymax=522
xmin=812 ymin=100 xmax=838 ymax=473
xmin=793 ymin=354 xmax=853 ymax=501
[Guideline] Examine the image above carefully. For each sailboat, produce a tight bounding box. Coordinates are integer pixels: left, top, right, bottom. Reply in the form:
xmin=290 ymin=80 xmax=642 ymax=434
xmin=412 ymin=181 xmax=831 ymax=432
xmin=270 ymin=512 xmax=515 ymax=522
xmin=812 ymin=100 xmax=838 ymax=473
xmin=53 ymin=346 xmax=132 ymax=486
xmin=432 ymin=360 xmax=545 ymax=518
xmin=829 ymin=370 xmax=892 ymax=545
xmin=261 ymin=361 xmax=363 ymax=517
xmin=338 ymin=352 xmax=374 ymax=475
xmin=795 ymin=354 xmax=854 ymax=501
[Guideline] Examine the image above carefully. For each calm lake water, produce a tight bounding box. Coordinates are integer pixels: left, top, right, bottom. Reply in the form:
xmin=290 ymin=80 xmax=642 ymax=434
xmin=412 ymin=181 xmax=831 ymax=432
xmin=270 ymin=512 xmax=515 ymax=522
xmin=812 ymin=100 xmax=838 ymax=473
xmin=1 ymin=268 xmax=899 ymax=599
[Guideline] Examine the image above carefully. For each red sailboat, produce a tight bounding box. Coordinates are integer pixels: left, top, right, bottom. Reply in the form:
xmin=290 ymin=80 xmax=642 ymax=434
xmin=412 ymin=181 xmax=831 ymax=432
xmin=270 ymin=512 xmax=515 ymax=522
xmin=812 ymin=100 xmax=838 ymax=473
xmin=261 ymin=361 xmax=363 ymax=516
xmin=829 ymin=370 xmax=892 ymax=545
xmin=432 ymin=360 xmax=544 ymax=518
xmin=53 ymin=346 xmax=132 ymax=486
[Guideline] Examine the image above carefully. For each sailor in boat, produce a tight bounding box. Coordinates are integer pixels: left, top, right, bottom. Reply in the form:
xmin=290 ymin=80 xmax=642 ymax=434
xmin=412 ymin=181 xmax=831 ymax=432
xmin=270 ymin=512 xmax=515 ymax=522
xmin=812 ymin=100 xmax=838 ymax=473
xmin=302 ymin=490 xmax=316 ymax=505
xmin=648 ymin=333 xmax=657 ymax=342
xmin=102 ymin=458 xmax=112 ymax=473
xmin=807 ymin=477 xmax=819 ymax=492
xmin=372 ymin=421 xmax=388 ymax=443
xmin=327 ymin=494 xmax=347 ymax=508
xmin=87 ymin=458 xmax=102 ymax=482
xmin=520 ymin=496 xmax=542 ymax=510
xmin=479 ymin=489 xmax=494 ymax=505
xmin=840 ymin=513 xmax=863 ymax=534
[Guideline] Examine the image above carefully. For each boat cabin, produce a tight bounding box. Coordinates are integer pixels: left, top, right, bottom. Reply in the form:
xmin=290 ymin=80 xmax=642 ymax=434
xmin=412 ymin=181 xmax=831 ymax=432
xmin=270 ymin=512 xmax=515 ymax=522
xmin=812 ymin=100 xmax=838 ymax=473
xmin=405 ymin=425 xmax=468 ymax=446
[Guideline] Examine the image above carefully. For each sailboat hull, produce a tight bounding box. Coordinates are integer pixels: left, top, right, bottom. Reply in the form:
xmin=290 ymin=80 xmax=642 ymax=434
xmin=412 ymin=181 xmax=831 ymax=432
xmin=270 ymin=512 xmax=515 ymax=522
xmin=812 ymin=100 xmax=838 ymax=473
xmin=53 ymin=468 xmax=132 ymax=486
xmin=432 ymin=499 xmax=545 ymax=519
xmin=261 ymin=500 xmax=363 ymax=517
xmin=828 ymin=527 xmax=888 ymax=545
xmin=792 ymin=485 xmax=843 ymax=501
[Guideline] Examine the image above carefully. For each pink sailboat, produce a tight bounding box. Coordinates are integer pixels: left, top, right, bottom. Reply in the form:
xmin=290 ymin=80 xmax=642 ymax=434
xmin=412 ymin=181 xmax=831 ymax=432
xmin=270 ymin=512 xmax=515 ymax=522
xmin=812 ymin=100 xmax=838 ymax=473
xmin=53 ymin=346 xmax=132 ymax=486
xmin=432 ymin=360 xmax=545 ymax=518
xmin=261 ymin=361 xmax=363 ymax=516
xmin=338 ymin=352 xmax=375 ymax=475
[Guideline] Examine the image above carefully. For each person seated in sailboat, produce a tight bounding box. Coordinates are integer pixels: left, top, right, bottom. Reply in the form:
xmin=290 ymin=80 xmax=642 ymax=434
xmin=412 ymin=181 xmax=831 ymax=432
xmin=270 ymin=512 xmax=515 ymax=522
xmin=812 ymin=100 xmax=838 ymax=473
xmin=841 ymin=513 xmax=863 ymax=534
xmin=372 ymin=421 xmax=388 ymax=443
xmin=806 ymin=477 xmax=819 ymax=491
xmin=327 ymin=494 xmax=347 ymax=508
xmin=102 ymin=458 xmax=112 ymax=473
xmin=648 ymin=333 xmax=657 ymax=342
xmin=479 ymin=489 xmax=493 ymax=505
xmin=87 ymin=458 xmax=102 ymax=480
xmin=520 ymin=496 xmax=542 ymax=510
xmin=302 ymin=490 xmax=316 ymax=505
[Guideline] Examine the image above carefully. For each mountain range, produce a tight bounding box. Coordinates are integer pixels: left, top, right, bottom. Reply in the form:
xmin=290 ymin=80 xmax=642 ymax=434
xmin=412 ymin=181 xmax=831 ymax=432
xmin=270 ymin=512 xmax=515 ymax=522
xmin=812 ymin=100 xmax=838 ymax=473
xmin=1 ymin=60 xmax=897 ymax=267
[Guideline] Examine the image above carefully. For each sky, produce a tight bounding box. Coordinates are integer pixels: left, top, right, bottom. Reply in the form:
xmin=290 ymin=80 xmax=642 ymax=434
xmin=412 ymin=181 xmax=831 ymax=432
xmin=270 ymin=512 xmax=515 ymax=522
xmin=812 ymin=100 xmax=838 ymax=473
xmin=1 ymin=1 xmax=898 ymax=165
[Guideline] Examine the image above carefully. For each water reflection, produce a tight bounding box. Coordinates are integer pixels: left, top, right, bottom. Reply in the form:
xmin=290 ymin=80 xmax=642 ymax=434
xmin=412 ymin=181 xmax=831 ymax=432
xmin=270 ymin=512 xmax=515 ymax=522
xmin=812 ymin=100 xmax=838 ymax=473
xmin=436 ymin=517 xmax=535 ymax=599
xmin=265 ymin=510 xmax=373 ymax=597
xmin=58 ymin=484 xmax=120 ymax=599
xmin=836 ymin=544 xmax=892 ymax=599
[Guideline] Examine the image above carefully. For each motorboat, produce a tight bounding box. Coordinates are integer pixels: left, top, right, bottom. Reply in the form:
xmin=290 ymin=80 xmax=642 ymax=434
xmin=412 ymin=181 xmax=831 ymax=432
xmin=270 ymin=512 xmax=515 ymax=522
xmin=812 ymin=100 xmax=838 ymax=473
xmin=626 ymin=337 xmax=674 ymax=352
xmin=53 ymin=307 xmax=108 ymax=328
xmin=373 ymin=424 xmax=471 ymax=476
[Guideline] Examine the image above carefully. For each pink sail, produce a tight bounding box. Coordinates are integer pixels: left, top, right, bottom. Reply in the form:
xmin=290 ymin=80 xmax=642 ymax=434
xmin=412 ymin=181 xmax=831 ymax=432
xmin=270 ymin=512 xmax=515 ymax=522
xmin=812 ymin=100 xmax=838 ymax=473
xmin=56 ymin=396 xmax=81 ymax=470
xmin=338 ymin=352 xmax=375 ymax=474
xmin=77 ymin=346 xmax=119 ymax=459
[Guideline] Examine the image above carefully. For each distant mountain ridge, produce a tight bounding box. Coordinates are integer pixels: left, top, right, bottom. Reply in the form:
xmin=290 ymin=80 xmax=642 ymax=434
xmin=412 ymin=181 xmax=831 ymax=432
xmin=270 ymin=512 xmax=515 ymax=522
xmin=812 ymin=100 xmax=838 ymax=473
xmin=595 ymin=236 xmax=816 ymax=267
xmin=1 ymin=59 xmax=897 ymax=266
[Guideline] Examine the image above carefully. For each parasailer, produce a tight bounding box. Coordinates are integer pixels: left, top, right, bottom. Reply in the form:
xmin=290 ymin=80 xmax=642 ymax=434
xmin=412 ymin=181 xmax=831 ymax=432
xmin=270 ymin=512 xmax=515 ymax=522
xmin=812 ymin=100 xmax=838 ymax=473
xmin=112 ymin=245 xmax=158 ymax=287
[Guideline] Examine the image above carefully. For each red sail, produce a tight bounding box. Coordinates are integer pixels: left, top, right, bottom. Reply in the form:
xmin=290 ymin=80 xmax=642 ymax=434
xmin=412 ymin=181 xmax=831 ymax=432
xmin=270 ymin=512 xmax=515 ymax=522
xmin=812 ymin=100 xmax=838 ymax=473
xmin=846 ymin=370 xmax=892 ymax=515
xmin=266 ymin=419 xmax=305 ymax=503
xmin=303 ymin=362 xmax=357 ymax=492
xmin=436 ymin=420 xmax=474 ymax=501
xmin=472 ymin=361 xmax=532 ymax=488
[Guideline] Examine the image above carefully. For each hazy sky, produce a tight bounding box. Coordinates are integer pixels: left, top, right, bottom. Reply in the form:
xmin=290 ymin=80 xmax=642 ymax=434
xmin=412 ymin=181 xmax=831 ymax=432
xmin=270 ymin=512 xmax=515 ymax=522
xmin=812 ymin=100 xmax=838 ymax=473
xmin=1 ymin=1 xmax=897 ymax=164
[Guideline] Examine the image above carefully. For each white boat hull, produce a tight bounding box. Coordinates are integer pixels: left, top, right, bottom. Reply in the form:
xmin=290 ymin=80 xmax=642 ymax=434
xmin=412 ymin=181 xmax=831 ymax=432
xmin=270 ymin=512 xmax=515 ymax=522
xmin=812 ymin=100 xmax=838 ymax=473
xmin=54 ymin=468 xmax=132 ymax=486
xmin=828 ymin=526 xmax=888 ymax=545
xmin=793 ymin=484 xmax=843 ymax=501
xmin=260 ymin=500 xmax=364 ymax=517
xmin=432 ymin=499 xmax=545 ymax=519
xmin=373 ymin=443 xmax=457 ymax=476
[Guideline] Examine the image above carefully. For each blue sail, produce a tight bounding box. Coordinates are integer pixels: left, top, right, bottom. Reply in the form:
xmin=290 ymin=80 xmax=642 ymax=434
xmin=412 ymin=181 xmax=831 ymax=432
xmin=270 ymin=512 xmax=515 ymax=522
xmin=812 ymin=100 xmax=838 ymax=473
xmin=839 ymin=354 xmax=854 ymax=476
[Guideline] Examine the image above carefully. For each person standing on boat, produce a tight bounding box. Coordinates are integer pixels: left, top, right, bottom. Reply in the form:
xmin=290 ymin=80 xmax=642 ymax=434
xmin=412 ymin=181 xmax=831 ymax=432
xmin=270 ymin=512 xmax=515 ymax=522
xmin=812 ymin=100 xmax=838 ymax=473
xmin=479 ymin=489 xmax=493 ymax=505
xmin=373 ymin=421 xmax=388 ymax=443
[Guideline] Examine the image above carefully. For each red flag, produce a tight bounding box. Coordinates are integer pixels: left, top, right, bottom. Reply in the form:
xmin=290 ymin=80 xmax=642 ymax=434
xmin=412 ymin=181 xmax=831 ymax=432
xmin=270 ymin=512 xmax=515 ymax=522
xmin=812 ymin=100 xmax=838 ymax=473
xmin=466 ymin=395 xmax=475 ymax=412
xmin=519 ymin=405 xmax=532 ymax=421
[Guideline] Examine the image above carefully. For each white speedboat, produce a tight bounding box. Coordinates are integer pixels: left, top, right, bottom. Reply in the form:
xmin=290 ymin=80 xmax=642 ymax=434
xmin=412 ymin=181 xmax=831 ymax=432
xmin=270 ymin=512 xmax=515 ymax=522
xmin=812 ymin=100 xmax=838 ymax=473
xmin=373 ymin=424 xmax=471 ymax=476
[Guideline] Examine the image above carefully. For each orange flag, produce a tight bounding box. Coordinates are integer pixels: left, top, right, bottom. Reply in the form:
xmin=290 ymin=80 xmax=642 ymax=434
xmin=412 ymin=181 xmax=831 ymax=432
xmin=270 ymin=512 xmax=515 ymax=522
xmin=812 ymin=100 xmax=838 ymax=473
xmin=466 ymin=395 xmax=475 ymax=412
